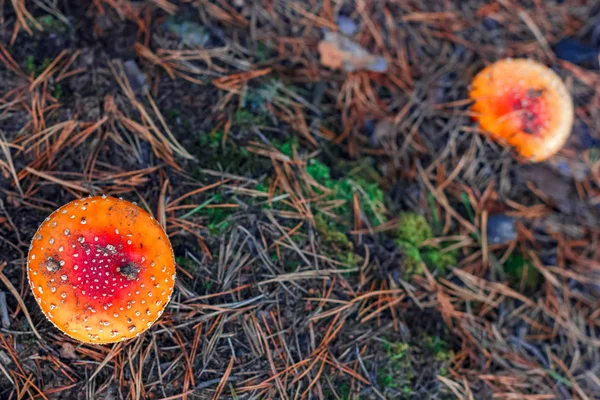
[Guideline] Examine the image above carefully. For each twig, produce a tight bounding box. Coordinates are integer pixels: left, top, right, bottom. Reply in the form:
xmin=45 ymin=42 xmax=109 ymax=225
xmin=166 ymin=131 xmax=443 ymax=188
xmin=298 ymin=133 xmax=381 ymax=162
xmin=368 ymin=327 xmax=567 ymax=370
xmin=0 ymin=263 xmax=41 ymax=340
xmin=0 ymin=291 xmax=10 ymax=328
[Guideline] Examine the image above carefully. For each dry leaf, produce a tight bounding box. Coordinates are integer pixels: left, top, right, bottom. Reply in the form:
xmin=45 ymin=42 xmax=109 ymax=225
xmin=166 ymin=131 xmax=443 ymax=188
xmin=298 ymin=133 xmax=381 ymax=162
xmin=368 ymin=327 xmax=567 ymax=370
xmin=318 ymin=32 xmax=387 ymax=73
xmin=60 ymin=342 xmax=77 ymax=359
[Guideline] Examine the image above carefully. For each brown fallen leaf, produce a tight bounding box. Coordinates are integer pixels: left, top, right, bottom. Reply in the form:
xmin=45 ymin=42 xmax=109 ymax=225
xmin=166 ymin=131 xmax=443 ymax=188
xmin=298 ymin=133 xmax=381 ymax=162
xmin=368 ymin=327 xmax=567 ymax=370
xmin=60 ymin=342 xmax=77 ymax=359
xmin=318 ymin=32 xmax=387 ymax=73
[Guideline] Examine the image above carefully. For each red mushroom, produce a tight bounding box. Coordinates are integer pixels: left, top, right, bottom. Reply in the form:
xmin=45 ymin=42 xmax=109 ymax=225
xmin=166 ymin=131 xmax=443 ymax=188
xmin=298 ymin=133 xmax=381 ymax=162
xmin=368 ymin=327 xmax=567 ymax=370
xmin=27 ymin=195 xmax=176 ymax=343
xmin=469 ymin=58 xmax=574 ymax=162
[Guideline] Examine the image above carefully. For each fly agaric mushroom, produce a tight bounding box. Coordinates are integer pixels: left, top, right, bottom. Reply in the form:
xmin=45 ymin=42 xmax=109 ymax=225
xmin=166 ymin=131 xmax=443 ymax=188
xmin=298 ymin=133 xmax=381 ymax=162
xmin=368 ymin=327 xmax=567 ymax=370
xmin=27 ymin=195 xmax=176 ymax=344
xmin=469 ymin=58 xmax=574 ymax=162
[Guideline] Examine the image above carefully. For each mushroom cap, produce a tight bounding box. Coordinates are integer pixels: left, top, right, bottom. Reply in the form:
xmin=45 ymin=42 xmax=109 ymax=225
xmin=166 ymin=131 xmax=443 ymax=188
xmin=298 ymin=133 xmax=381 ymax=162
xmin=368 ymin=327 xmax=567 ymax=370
xmin=27 ymin=196 xmax=176 ymax=344
xmin=469 ymin=58 xmax=574 ymax=162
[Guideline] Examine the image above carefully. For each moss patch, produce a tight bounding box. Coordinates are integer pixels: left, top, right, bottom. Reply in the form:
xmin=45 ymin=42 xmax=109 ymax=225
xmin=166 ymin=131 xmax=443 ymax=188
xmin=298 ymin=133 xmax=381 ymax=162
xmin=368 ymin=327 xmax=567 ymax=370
xmin=272 ymin=136 xmax=299 ymax=157
xmin=194 ymin=129 xmax=263 ymax=176
xmin=306 ymin=159 xmax=385 ymax=267
xmin=314 ymin=213 xmax=353 ymax=251
xmin=233 ymin=109 xmax=266 ymax=128
xmin=424 ymin=336 xmax=454 ymax=376
xmin=396 ymin=213 xmax=433 ymax=247
xmin=203 ymin=194 xmax=236 ymax=235
xmin=379 ymin=333 xmax=455 ymax=396
xmin=503 ymin=251 xmax=543 ymax=291
xmin=38 ymin=15 xmax=68 ymax=34
xmin=307 ymin=159 xmax=386 ymax=227
xmin=379 ymin=340 xmax=414 ymax=395
xmin=394 ymin=213 xmax=456 ymax=278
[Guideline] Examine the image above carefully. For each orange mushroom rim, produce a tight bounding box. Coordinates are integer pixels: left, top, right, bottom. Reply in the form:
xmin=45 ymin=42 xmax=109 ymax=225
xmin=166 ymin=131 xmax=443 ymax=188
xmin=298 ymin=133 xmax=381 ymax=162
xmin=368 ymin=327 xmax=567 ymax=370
xmin=469 ymin=58 xmax=574 ymax=162
xmin=27 ymin=195 xmax=176 ymax=344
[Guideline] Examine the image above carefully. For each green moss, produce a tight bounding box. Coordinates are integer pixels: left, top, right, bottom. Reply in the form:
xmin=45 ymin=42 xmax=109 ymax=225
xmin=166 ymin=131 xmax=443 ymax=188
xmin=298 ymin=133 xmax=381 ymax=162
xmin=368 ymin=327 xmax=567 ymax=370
xmin=350 ymin=177 xmax=386 ymax=225
xmin=337 ymin=382 xmax=351 ymax=399
xmin=279 ymin=136 xmax=298 ymax=157
xmin=305 ymin=159 xmax=385 ymax=267
xmin=428 ymin=192 xmax=442 ymax=234
xmin=306 ymin=159 xmax=384 ymax=266
xmin=204 ymin=194 xmax=235 ymax=235
xmin=234 ymin=109 xmax=266 ymax=127
xmin=199 ymin=129 xmax=224 ymax=149
xmin=324 ymin=381 xmax=351 ymax=400
xmin=164 ymin=17 xmax=210 ymax=47
xmin=422 ymin=248 xmax=456 ymax=275
xmin=394 ymin=213 xmax=456 ymax=278
xmin=379 ymin=340 xmax=414 ymax=394
xmin=255 ymin=41 xmax=275 ymax=62
xmin=23 ymin=55 xmax=36 ymax=75
xmin=337 ymin=251 xmax=361 ymax=268
xmin=23 ymin=56 xmax=53 ymax=77
xmin=52 ymin=83 xmax=63 ymax=100
xmin=424 ymin=336 xmax=454 ymax=376
xmin=283 ymin=258 xmax=299 ymax=272
xmin=307 ymin=159 xmax=333 ymax=187
xmin=401 ymin=245 xmax=456 ymax=278
xmin=380 ymin=334 xmax=455 ymax=396
xmin=269 ymin=136 xmax=299 ymax=158
xmin=307 ymin=159 xmax=386 ymax=227
xmin=38 ymin=58 xmax=52 ymax=73
xmin=313 ymin=213 xmax=361 ymax=267
xmin=396 ymin=213 xmax=432 ymax=247
xmin=315 ymin=213 xmax=353 ymax=251
xmin=167 ymin=108 xmax=181 ymax=120
xmin=38 ymin=15 xmax=68 ymax=34
xmin=255 ymin=182 xmax=269 ymax=193
xmin=385 ymin=341 xmax=410 ymax=360
xmin=400 ymin=242 xmax=424 ymax=276
xmin=194 ymin=129 xmax=265 ymax=176
xmin=503 ymin=252 xmax=543 ymax=291
xmin=175 ymin=256 xmax=197 ymax=274
xmin=460 ymin=192 xmax=475 ymax=223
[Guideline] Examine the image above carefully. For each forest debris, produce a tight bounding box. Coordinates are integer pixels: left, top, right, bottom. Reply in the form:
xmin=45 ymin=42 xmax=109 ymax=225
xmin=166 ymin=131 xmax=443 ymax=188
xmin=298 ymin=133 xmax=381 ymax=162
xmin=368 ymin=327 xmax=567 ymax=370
xmin=163 ymin=17 xmax=212 ymax=47
xmin=318 ymin=32 xmax=387 ymax=73
xmin=60 ymin=343 xmax=78 ymax=359
xmin=124 ymin=60 xmax=149 ymax=94
xmin=0 ymin=291 xmax=9 ymax=328
xmin=0 ymin=350 xmax=11 ymax=366
xmin=519 ymin=165 xmax=574 ymax=213
xmin=336 ymin=16 xmax=358 ymax=36
xmin=533 ymin=214 xmax=585 ymax=239
xmin=486 ymin=214 xmax=517 ymax=244
xmin=373 ymin=118 xmax=397 ymax=143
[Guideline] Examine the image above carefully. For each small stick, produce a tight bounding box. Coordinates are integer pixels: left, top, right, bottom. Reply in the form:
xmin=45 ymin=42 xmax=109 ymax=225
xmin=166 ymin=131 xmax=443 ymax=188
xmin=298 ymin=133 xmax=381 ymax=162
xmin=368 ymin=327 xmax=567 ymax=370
xmin=0 ymin=263 xmax=41 ymax=340
xmin=0 ymin=291 xmax=10 ymax=328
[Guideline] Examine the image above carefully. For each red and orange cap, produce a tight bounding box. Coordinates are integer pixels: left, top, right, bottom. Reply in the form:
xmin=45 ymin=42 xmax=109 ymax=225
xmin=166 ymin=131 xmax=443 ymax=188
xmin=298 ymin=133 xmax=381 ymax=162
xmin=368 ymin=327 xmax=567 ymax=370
xmin=470 ymin=58 xmax=574 ymax=162
xmin=27 ymin=196 xmax=176 ymax=344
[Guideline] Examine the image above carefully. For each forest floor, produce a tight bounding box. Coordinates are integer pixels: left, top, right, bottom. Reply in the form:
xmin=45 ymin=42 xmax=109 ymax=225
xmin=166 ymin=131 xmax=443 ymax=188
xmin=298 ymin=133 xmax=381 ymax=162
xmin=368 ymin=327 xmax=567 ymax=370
xmin=0 ymin=1 xmax=599 ymax=399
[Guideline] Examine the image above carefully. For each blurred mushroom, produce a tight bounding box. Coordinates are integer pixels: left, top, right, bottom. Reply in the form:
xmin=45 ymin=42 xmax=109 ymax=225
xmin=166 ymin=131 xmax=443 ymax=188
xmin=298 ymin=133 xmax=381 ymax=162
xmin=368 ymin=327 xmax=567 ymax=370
xmin=27 ymin=195 xmax=176 ymax=344
xmin=470 ymin=58 xmax=574 ymax=162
